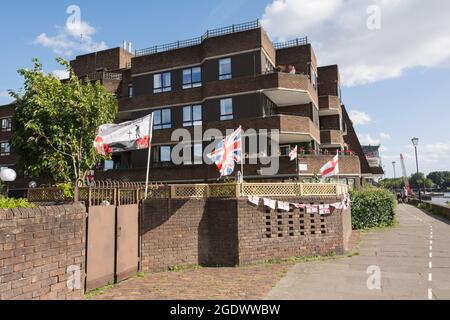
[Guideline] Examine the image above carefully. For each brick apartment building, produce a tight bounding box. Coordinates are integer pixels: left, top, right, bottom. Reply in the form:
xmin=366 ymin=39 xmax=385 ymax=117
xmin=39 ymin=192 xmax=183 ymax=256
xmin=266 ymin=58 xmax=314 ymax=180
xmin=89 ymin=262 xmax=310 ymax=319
xmin=0 ymin=20 xmax=383 ymax=191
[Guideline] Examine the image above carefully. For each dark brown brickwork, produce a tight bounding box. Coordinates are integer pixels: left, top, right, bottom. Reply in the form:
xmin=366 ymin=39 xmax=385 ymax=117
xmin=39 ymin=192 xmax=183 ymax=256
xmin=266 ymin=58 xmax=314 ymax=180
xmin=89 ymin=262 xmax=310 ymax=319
xmin=70 ymin=48 xmax=132 ymax=77
xmin=0 ymin=204 xmax=86 ymax=300
xmin=318 ymin=65 xmax=340 ymax=96
xmin=140 ymin=197 xmax=351 ymax=271
xmin=276 ymin=44 xmax=317 ymax=76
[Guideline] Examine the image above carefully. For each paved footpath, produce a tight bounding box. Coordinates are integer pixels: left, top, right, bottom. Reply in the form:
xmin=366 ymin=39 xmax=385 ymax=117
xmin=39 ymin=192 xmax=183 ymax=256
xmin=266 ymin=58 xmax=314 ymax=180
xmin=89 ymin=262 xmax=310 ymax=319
xmin=267 ymin=204 xmax=450 ymax=300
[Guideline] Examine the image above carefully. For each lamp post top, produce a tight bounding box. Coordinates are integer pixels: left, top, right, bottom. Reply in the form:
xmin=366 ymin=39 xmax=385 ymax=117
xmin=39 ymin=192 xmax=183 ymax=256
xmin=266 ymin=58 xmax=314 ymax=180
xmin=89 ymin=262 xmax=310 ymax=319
xmin=412 ymin=137 xmax=419 ymax=147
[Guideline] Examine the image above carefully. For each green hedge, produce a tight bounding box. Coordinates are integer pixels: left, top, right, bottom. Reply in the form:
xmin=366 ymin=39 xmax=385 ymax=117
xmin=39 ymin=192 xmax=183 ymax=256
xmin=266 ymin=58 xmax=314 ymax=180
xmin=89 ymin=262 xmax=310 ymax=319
xmin=350 ymin=187 xmax=396 ymax=229
xmin=0 ymin=196 xmax=35 ymax=209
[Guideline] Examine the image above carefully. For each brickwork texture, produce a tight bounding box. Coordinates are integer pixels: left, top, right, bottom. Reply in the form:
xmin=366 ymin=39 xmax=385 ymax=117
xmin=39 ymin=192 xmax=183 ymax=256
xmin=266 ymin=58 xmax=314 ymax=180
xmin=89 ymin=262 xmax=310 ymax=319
xmin=0 ymin=204 xmax=86 ymax=300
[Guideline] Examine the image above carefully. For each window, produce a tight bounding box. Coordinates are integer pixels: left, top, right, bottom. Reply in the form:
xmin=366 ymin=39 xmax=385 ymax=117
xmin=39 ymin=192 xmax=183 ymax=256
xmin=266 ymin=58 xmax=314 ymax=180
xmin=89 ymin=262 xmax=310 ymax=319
xmin=279 ymin=145 xmax=291 ymax=157
xmin=1 ymin=142 xmax=10 ymax=156
xmin=154 ymin=109 xmax=171 ymax=130
xmin=310 ymin=65 xmax=318 ymax=90
xmin=264 ymin=56 xmax=274 ymax=74
xmin=183 ymin=67 xmax=202 ymax=89
xmin=183 ymin=105 xmax=202 ymax=127
xmin=160 ymin=146 xmax=171 ymax=162
xmin=128 ymin=85 xmax=133 ymax=97
xmin=154 ymin=72 xmax=171 ymax=93
xmin=1 ymin=118 xmax=12 ymax=132
xmin=220 ymin=98 xmax=233 ymax=120
xmin=219 ymin=58 xmax=232 ymax=80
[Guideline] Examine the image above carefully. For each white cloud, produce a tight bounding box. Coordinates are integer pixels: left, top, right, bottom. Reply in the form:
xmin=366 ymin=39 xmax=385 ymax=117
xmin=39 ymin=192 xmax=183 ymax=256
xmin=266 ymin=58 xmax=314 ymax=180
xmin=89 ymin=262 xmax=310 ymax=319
xmin=380 ymin=133 xmax=391 ymax=140
xmin=52 ymin=69 xmax=70 ymax=80
xmin=359 ymin=134 xmax=380 ymax=146
xmin=261 ymin=0 xmax=450 ymax=86
xmin=349 ymin=110 xmax=372 ymax=126
xmin=0 ymin=91 xmax=13 ymax=105
xmin=35 ymin=18 xmax=108 ymax=57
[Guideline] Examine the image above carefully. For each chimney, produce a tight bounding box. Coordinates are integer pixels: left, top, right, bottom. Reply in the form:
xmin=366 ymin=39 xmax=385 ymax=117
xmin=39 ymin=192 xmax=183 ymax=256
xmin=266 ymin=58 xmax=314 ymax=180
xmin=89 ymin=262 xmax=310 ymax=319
xmin=123 ymin=40 xmax=127 ymax=50
xmin=128 ymin=42 xmax=133 ymax=53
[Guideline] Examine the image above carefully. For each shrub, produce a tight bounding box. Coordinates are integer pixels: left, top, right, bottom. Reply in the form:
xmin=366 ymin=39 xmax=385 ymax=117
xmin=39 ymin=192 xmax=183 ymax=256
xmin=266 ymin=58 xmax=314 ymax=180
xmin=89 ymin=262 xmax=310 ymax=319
xmin=350 ymin=187 xmax=396 ymax=229
xmin=0 ymin=196 xmax=34 ymax=209
xmin=56 ymin=183 xmax=74 ymax=200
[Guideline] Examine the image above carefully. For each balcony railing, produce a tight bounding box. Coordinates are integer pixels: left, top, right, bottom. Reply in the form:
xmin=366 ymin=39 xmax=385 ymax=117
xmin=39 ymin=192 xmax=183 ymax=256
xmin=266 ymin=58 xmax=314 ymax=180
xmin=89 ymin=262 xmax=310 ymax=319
xmin=135 ymin=20 xmax=309 ymax=57
xmin=273 ymin=37 xmax=308 ymax=50
xmin=135 ymin=20 xmax=261 ymax=57
xmin=86 ymin=72 xmax=122 ymax=81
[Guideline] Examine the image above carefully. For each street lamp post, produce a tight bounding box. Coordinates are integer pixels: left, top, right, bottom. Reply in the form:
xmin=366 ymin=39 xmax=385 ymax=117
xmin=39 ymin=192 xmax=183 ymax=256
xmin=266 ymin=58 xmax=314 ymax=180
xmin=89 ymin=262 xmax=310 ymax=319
xmin=411 ymin=137 xmax=421 ymax=201
xmin=392 ymin=161 xmax=396 ymax=179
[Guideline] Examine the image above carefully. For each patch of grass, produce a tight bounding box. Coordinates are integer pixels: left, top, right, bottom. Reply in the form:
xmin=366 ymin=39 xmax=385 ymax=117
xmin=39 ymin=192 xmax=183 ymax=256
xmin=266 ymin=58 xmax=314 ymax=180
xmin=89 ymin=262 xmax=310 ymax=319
xmin=359 ymin=218 xmax=399 ymax=234
xmin=247 ymin=251 xmax=343 ymax=267
xmin=84 ymin=283 xmax=115 ymax=300
xmin=167 ymin=265 xmax=203 ymax=272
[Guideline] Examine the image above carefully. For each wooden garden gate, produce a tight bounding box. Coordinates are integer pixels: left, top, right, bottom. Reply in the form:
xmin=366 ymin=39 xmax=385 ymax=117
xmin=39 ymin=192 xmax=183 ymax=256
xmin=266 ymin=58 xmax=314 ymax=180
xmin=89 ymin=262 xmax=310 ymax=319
xmin=83 ymin=183 xmax=141 ymax=291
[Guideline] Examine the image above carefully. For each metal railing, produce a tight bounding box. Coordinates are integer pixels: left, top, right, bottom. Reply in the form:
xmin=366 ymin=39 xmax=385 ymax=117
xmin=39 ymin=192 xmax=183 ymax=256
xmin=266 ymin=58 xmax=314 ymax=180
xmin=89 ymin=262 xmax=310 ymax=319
xmin=273 ymin=37 xmax=308 ymax=50
xmin=135 ymin=20 xmax=261 ymax=57
xmin=85 ymin=72 xmax=123 ymax=81
xmin=135 ymin=20 xmax=309 ymax=58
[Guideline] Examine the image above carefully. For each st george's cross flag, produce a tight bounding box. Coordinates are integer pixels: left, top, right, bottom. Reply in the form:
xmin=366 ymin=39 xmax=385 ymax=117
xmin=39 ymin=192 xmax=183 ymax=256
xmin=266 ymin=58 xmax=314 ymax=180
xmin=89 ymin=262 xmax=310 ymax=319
xmin=289 ymin=146 xmax=298 ymax=161
xmin=320 ymin=154 xmax=339 ymax=178
xmin=94 ymin=115 xmax=152 ymax=156
xmin=206 ymin=126 xmax=242 ymax=178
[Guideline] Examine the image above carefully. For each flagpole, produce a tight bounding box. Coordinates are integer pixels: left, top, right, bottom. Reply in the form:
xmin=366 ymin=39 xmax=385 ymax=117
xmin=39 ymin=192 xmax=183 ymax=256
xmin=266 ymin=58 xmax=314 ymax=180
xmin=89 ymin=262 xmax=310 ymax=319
xmin=144 ymin=113 xmax=154 ymax=200
xmin=239 ymin=126 xmax=245 ymax=189
xmin=296 ymin=152 xmax=299 ymax=182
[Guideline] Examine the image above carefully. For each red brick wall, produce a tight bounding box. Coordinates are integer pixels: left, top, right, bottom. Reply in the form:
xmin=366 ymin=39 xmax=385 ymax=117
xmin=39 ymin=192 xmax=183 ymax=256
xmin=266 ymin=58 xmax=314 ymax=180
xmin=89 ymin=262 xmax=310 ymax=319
xmin=0 ymin=204 xmax=86 ymax=300
xmin=140 ymin=197 xmax=351 ymax=271
xmin=236 ymin=198 xmax=348 ymax=264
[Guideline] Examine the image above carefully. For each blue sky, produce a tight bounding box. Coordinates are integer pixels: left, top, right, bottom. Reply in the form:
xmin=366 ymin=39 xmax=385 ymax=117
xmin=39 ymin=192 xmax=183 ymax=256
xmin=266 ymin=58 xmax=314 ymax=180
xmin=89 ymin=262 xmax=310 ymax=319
xmin=0 ymin=0 xmax=449 ymax=177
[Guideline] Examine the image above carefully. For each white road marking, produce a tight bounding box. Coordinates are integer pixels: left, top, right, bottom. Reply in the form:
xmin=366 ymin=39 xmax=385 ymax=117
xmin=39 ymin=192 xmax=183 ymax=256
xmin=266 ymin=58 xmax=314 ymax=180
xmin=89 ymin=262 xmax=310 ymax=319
xmin=428 ymin=273 xmax=432 ymax=281
xmin=430 ymin=246 xmax=432 ymax=251
xmin=428 ymin=288 xmax=433 ymax=300
xmin=429 ymin=252 xmax=433 ymax=258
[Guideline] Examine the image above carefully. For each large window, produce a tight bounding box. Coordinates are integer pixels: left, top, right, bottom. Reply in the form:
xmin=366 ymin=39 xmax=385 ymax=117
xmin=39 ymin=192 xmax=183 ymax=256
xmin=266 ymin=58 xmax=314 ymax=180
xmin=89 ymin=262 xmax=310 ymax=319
xmin=0 ymin=142 xmax=11 ymax=156
xmin=154 ymin=72 xmax=171 ymax=93
xmin=183 ymin=67 xmax=202 ymax=89
xmin=220 ymin=98 xmax=233 ymax=121
xmin=154 ymin=109 xmax=171 ymax=130
xmin=1 ymin=118 xmax=12 ymax=132
xmin=160 ymin=146 xmax=172 ymax=162
xmin=183 ymin=105 xmax=202 ymax=127
xmin=219 ymin=58 xmax=232 ymax=80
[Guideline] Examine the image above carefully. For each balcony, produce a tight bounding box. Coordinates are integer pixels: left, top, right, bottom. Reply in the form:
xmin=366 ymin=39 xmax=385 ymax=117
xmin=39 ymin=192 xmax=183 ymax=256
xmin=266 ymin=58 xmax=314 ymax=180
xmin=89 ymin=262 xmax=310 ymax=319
xmin=320 ymin=130 xmax=344 ymax=147
xmin=319 ymin=95 xmax=341 ymax=115
xmin=148 ymin=114 xmax=320 ymax=146
xmin=261 ymin=72 xmax=318 ymax=107
xmin=119 ymin=72 xmax=318 ymax=113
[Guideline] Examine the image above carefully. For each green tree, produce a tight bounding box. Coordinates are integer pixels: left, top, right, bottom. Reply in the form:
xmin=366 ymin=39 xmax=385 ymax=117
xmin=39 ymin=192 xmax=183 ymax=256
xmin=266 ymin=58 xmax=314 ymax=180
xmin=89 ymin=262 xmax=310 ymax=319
xmin=379 ymin=178 xmax=405 ymax=190
xmin=427 ymin=171 xmax=450 ymax=190
xmin=10 ymin=58 xmax=118 ymax=187
xmin=409 ymin=172 xmax=434 ymax=189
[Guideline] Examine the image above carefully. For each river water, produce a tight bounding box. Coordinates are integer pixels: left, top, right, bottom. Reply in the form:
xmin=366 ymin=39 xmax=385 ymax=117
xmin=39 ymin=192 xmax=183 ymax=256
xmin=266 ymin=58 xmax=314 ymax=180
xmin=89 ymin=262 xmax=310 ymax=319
xmin=429 ymin=193 xmax=450 ymax=206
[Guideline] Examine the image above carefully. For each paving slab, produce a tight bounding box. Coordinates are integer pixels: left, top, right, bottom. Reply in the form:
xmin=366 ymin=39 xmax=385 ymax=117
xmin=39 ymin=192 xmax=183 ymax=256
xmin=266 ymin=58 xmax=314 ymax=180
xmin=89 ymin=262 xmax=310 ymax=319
xmin=267 ymin=204 xmax=450 ymax=300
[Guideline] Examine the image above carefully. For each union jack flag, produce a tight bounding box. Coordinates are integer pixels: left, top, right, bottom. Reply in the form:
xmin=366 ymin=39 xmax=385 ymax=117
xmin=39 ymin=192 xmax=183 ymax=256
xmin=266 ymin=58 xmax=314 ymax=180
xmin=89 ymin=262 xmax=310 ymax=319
xmin=207 ymin=126 xmax=242 ymax=178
